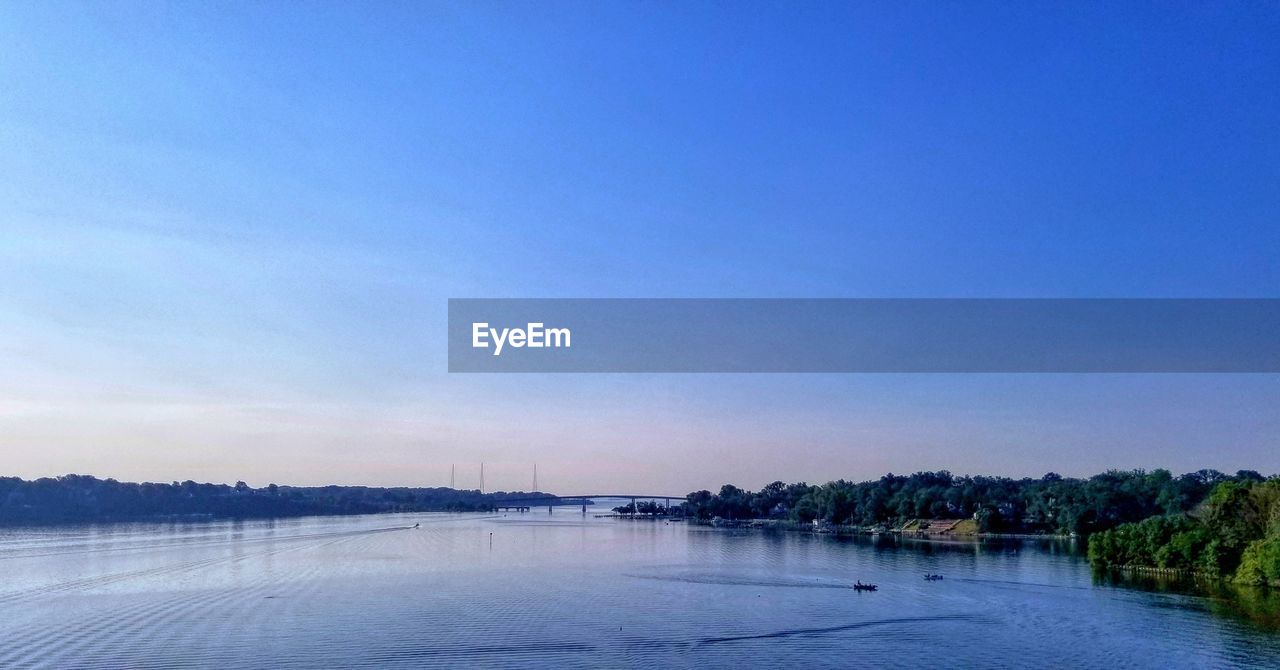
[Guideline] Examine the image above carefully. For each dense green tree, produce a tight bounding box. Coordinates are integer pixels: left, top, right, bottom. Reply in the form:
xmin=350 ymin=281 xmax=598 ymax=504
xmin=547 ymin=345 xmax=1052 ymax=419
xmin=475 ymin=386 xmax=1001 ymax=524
xmin=1236 ymin=538 xmax=1280 ymax=586
xmin=1088 ymin=478 xmax=1280 ymax=584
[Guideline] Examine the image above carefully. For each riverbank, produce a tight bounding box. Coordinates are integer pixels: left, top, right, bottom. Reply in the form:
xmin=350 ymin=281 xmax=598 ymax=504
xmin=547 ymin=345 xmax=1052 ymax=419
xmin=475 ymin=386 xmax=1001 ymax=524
xmin=685 ymin=517 xmax=1072 ymax=541
xmin=0 ymin=474 xmax=561 ymax=525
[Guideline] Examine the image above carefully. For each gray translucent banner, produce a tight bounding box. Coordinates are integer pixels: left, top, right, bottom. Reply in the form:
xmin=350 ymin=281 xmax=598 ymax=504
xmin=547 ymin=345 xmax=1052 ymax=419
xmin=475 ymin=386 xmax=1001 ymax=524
xmin=447 ymin=299 xmax=1280 ymax=373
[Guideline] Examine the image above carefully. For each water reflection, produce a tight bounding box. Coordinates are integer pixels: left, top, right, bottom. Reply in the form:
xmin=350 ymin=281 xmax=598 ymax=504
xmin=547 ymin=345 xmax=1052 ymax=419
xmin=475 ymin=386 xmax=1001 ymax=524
xmin=1096 ymin=568 xmax=1280 ymax=631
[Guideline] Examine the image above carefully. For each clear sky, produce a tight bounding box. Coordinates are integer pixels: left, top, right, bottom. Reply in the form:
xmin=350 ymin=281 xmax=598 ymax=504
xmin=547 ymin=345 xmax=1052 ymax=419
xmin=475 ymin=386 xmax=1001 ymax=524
xmin=1 ymin=2 xmax=1277 ymax=494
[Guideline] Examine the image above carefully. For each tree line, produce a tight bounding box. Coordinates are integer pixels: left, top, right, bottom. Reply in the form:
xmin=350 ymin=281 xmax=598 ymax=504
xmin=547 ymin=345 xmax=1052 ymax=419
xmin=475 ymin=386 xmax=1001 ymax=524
xmin=0 ymin=474 xmax=556 ymax=524
xmin=613 ymin=501 xmax=674 ymax=516
xmin=680 ymin=469 xmax=1267 ymax=536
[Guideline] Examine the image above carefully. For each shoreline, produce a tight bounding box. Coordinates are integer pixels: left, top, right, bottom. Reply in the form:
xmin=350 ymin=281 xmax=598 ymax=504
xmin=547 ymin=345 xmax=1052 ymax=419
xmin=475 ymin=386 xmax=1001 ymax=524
xmin=684 ymin=517 xmax=1074 ymax=541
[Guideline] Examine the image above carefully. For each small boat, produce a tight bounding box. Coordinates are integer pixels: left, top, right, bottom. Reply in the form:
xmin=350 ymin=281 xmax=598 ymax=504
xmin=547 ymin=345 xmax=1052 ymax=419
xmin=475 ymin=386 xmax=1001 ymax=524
xmin=412 ymin=523 xmax=420 ymax=528
xmin=924 ymin=574 xmax=943 ymax=581
xmin=851 ymin=581 xmax=878 ymax=591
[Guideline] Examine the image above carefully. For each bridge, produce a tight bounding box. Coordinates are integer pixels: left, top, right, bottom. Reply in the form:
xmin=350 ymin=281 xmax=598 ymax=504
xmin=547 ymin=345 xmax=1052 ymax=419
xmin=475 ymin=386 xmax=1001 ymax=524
xmin=490 ymin=494 xmax=686 ymax=514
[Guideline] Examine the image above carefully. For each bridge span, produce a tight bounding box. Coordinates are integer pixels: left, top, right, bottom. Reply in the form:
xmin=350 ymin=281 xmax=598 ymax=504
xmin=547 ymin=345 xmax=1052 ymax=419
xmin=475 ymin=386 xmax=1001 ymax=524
xmin=491 ymin=494 xmax=686 ymax=514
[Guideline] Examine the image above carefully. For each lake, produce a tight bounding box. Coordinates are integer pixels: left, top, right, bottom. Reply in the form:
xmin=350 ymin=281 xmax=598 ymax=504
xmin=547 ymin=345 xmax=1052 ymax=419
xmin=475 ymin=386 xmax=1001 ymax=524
xmin=2 ymin=508 xmax=1278 ymax=668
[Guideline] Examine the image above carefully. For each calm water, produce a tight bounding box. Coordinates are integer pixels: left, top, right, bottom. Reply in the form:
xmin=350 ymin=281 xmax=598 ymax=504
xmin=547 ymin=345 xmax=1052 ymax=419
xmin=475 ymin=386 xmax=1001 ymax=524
xmin=2 ymin=509 xmax=1278 ymax=669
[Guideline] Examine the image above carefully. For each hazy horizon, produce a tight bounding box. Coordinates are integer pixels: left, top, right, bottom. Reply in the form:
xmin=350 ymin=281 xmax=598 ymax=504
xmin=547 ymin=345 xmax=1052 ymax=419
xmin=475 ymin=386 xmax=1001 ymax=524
xmin=3 ymin=3 xmax=1278 ymax=493
xmin=14 ymin=452 xmax=1280 ymax=497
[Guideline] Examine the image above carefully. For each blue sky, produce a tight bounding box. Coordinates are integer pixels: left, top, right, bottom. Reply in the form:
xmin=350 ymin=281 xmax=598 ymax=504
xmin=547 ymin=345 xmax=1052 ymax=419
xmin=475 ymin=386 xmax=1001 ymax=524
xmin=1 ymin=2 xmax=1277 ymax=492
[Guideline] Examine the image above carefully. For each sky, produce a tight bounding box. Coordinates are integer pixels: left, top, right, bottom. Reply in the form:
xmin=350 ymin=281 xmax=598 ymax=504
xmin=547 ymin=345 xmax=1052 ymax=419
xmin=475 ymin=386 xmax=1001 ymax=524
xmin=1 ymin=2 xmax=1277 ymax=494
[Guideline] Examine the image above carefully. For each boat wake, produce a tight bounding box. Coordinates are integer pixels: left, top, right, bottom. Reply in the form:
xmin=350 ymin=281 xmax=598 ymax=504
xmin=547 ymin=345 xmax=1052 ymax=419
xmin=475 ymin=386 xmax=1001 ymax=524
xmin=695 ymin=613 xmax=987 ymax=646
